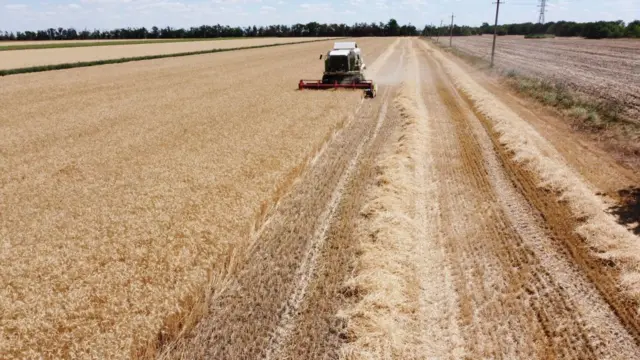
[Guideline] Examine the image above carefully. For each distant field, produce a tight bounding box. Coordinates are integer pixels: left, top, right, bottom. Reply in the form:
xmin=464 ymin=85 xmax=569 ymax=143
xmin=1 ymin=38 xmax=167 ymax=46
xmin=0 ymin=38 xmax=240 ymax=51
xmin=0 ymin=37 xmax=333 ymax=70
xmin=450 ymin=35 xmax=640 ymax=121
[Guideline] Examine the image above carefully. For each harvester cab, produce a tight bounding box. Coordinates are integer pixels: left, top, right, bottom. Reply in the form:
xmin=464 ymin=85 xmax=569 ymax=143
xmin=299 ymin=42 xmax=377 ymax=98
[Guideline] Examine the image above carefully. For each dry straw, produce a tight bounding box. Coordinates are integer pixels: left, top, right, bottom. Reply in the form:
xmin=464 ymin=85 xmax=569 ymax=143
xmin=339 ymin=42 xmax=464 ymax=360
xmin=426 ymin=41 xmax=640 ymax=312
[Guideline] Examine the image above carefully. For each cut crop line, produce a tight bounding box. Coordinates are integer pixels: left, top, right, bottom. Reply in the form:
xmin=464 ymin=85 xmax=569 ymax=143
xmin=246 ymin=97 xmax=366 ymax=258
xmin=422 ymin=39 xmax=640 ymax=356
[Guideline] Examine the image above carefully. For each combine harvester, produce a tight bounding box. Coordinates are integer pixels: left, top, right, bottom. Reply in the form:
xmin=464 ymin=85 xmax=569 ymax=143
xmin=299 ymin=42 xmax=377 ymax=98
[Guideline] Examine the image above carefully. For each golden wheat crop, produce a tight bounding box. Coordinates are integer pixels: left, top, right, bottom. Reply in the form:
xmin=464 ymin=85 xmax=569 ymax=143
xmin=0 ymin=38 xmax=390 ymax=359
xmin=0 ymin=37 xmax=332 ymax=69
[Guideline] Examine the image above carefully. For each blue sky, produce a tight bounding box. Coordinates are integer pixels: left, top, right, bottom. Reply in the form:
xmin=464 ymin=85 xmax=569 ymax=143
xmin=1 ymin=0 xmax=638 ymax=32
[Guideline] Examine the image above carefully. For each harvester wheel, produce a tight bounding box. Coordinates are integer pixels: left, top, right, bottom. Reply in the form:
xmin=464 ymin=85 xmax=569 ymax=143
xmin=364 ymin=83 xmax=377 ymax=98
xmin=364 ymin=84 xmax=377 ymax=99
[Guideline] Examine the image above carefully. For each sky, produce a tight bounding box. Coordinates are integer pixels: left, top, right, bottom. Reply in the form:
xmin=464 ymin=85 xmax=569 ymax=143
xmin=0 ymin=0 xmax=638 ymax=32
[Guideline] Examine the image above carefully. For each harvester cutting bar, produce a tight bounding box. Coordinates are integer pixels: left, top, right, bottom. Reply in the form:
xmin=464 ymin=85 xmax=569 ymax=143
xmin=298 ymin=79 xmax=375 ymax=90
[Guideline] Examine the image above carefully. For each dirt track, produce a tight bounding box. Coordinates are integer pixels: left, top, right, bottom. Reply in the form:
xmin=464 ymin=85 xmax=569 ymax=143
xmin=2 ymin=37 xmax=639 ymax=359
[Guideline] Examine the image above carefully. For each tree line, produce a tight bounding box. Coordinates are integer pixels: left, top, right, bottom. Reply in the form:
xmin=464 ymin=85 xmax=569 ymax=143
xmin=422 ymin=20 xmax=640 ymax=39
xmin=0 ymin=19 xmax=418 ymax=41
xmin=2 ymin=18 xmax=637 ymax=41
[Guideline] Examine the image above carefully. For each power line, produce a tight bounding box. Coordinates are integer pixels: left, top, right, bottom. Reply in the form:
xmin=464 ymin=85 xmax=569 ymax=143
xmin=537 ymin=0 xmax=547 ymax=24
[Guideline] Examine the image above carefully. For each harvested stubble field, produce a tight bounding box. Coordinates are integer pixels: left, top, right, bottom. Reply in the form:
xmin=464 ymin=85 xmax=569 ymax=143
xmin=0 ymin=37 xmax=332 ymax=70
xmin=2 ymin=37 xmax=640 ymax=360
xmin=449 ymin=35 xmax=640 ymax=121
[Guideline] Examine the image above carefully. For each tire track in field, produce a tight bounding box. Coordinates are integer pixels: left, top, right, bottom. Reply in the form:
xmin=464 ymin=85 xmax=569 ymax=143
xmin=421 ymin=45 xmax=550 ymax=358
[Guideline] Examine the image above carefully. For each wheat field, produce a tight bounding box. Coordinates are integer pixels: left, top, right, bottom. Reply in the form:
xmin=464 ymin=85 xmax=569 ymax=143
xmin=2 ymin=37 xmax=639 ymax=360
xmin=0 ymin=38 xmax=393 ymax=358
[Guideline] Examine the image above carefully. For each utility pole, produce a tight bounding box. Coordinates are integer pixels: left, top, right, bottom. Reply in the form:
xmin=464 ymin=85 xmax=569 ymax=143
xmin=538 ymin=0 xmax=546 ymax=24
xmin=491 ymin=0 xmax=503 ymax=67
xmin=437 ymin=20 xmax=443 ymax=42
xmin=449 ymin=13 xmax=455 ymax=47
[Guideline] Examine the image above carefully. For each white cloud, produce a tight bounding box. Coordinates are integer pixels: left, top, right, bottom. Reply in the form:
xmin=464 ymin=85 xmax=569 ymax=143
xmin=68 ymin=3 xmax=82 ymax=9
xmin=80 ymin=0 xmax=131 ymax=4
xmin=400 ymin=0 xmax=427 ymax=10
xmin=260 ymin=5 xmax=275 ymax=11
xmin=547 ymin=2 xmax=567 ymax=11
xmin=5 ymin=3 xmax=28 ymax=10
xmin=299 ymin=2 xmax=332 ymax=11
xmin=212 ymin=0 xmax=261 ymax=3
xmin=375 ymin=0 xmax=388 ymax=10
xmin=136 ymin=1 xmax=188 ymax=10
